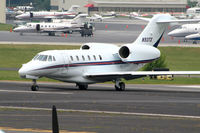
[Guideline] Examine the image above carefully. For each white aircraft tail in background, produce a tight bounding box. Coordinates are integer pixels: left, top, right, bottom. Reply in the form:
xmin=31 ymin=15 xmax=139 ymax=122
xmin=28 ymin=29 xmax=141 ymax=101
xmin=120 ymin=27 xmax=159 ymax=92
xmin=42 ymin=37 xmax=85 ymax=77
xmin=88 ymin=14 xmax=115 ymax=21
xmin=67 ymin=5 xmax=80 ymax=14
xmin=18 ymin=14 xmax=200 ymax=91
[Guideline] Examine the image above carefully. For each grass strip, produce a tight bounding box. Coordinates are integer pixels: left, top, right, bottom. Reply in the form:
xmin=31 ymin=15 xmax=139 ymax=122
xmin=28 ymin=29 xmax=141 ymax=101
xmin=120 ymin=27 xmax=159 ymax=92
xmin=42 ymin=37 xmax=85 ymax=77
xmin=0 ymin=23 xmax=13 ymax=31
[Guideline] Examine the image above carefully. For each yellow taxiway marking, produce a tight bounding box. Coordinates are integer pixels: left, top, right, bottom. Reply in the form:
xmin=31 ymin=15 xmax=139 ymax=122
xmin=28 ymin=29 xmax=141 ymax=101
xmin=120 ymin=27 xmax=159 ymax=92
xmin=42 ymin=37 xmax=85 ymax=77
xmin=0 ymin=127 xmax=95 ymax=133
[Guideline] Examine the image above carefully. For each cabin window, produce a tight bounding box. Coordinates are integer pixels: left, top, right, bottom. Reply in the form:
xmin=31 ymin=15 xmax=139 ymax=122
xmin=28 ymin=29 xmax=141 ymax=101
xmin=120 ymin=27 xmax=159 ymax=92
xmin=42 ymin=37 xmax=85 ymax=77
xmin=76 ymin=56 xmax=79 ymax=61
xmin=195 ymin=28 xmax=197 ymax=30
xmin=45 ymin=25 xmax=47 ymax=28
xmin=42 ymin=55 xmax=48 ymax=61
xmin=88 ymin=55 xmax=91 ymax=60
xmin=93 ymin=55 xmax=96 ymax=60
xmin=41 ymin=25 xmax=43 ymax=28
xmin=49 ymin=25 xmax=51 ymax=28
xmin=82 ymin=55 xmax=85 ymax=61
xmin=70 ymin=56 xmax=73 ymax=61
xmin=99 ymin=55 xmax=102 ymax=60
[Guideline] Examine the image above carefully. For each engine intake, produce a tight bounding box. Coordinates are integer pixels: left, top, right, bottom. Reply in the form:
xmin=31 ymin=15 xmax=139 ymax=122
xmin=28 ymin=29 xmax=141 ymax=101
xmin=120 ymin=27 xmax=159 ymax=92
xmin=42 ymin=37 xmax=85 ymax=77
xmin=119 ymin=46 xmax=130 ymax=58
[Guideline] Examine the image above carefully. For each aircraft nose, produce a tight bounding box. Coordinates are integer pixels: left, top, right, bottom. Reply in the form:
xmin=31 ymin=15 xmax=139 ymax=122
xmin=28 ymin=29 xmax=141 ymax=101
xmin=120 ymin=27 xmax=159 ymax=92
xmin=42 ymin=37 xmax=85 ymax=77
xmin=13 ymin=27 xmax=19 ymax=32
xmin=18 ymin=65 xmax=28 ymax=78
xmin=168 ymin=30 xmax=177 ymax=36
xmin=15 ymin=15 xmax=23 ymax=19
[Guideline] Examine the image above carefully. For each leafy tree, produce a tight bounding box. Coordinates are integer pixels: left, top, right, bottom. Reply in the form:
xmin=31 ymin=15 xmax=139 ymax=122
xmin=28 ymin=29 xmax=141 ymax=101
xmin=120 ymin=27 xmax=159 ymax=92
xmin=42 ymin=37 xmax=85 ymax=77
xmin=142 ymin=53 xmax=167 ymax=71
xmin=33 ymin=0 xmax=50 ymax=11
xmin=7 ymin=0 xmax=50 ymax=11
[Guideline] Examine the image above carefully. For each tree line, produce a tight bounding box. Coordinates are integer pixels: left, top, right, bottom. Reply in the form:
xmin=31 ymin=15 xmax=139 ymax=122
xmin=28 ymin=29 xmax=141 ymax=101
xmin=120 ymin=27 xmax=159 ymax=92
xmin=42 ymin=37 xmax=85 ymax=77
xmin=7 ymin=0 xmax=50 ymax=11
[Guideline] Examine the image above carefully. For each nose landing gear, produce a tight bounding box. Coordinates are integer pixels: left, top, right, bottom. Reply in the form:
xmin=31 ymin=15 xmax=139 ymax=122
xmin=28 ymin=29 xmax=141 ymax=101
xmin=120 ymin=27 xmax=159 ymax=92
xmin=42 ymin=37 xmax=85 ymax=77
xmin=31 ymin=79 xmax=39 ymax=91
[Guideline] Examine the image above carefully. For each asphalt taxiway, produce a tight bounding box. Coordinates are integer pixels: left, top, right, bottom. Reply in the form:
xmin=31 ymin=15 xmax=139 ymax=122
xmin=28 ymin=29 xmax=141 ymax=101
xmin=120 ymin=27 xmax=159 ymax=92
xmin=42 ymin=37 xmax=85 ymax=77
xmin=0 ymin=81 xmax=200 ymax=133
xmin=0 ymin=18 xmax=191 ymax=44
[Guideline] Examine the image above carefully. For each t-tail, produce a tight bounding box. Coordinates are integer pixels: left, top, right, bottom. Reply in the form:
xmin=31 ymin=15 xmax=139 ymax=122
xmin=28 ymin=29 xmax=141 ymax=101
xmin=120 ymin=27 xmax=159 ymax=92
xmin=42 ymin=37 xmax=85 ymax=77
xmin=118 ymin=14 xmax=176 ymax=63
xmin=71 ymin=14 xmax=88 ymax=26
xmin=133 ymin=14 xmax=174 ymax=47
xmin=67 ymin=5 xmax=80 ymax=14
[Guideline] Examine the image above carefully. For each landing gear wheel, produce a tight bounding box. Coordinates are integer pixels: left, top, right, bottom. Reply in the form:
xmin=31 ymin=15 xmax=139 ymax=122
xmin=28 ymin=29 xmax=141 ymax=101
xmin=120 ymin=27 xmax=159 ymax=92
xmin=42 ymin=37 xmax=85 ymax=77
xmin=78 ymin=84 xmax=88 ymax=90
xmin=115 ymin=82 xmax=125 ymax=91
xmin=31 ymin=85 xmax=39 ymax=91
xmin=193 ymin=41 xmax=197 ymax=44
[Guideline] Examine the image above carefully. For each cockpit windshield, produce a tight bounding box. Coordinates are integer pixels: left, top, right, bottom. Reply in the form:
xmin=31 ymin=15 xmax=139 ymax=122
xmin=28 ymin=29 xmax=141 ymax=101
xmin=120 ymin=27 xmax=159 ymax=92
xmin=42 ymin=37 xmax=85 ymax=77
xmin=177 ymin=25 xmax=186 ymax=29
xmin=33 ymin=54 xmax=56 ymax=61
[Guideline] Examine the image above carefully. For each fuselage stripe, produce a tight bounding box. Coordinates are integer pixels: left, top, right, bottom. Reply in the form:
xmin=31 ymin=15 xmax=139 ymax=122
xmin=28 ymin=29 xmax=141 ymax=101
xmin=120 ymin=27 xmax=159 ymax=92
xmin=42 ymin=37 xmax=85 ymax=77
xmin=35 ymin=58 xmax=158 ymax=70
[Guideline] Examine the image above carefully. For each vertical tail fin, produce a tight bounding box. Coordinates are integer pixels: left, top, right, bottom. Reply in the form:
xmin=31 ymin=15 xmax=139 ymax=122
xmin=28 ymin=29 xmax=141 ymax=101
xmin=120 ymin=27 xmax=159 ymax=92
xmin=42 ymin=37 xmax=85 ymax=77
xmin=72 ymin=14 xmax=88 ymax=26
xmin=67 ymin=5 xmax=80 ymax=14
xmin=133 ymin=14 xmax=173 ymax=47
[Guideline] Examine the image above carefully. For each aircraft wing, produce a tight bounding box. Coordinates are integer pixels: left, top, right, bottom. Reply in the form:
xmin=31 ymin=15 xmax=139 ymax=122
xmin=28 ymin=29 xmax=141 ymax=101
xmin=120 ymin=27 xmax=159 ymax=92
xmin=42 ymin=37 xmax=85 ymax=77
xmin=157 ymin=18 xmax=200 ymax=24
xmin=102 ymin=16 xmax=115 ymax=20
xmin=135 ymin=16 xmax=200 ymax=23
xmin=135 ymin=16 xmax=151 ymax=22
xmin=85 ymin=71 xmax=200 ymax=78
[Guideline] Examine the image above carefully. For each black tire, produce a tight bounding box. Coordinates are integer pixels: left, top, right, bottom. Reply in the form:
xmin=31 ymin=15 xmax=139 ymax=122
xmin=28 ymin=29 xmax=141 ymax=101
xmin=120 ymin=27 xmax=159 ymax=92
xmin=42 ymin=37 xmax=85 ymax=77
xmin=119 ymin=82 xmax=125 ymax=91
xmin=78 ymin=84 xmax=88 ymax=90
xmin=31 ymin=85 xmax=39 ymax=91
xmin=193 ymin=41 xmax=197 ymax=44
xmin=115 ymin=82 xmax=125 ymax=91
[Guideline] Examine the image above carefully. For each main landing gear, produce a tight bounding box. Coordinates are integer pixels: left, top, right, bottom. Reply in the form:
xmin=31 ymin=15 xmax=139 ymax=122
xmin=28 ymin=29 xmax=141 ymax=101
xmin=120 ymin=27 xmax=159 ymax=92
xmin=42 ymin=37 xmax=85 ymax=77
xmin=77 ymin=84 xmax=88 ymax=90
xmin=114 ymin=79 xmax=125 ymax=91
xmin=31 ymin=79 xmax=39 ymax=91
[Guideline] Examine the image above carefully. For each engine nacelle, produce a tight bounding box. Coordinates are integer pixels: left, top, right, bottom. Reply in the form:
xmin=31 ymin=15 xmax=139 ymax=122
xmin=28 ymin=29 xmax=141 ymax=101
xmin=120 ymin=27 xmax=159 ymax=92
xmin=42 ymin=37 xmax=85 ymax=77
xmin=118 ymin=44 xmax=160 ymax=63
xmin=80 ymin=43 xmax=119 ymax=51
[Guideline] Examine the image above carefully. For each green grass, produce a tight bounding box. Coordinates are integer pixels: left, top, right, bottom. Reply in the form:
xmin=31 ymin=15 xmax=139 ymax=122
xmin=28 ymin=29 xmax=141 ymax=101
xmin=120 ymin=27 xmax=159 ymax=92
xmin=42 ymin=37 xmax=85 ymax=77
xmin=0 ymin=44 xmax=79 ymax=68
xmin=159 ymin=47 xmax=200 ymax=71
xmin=0 ymin=44 xmax=200 ymax=84
xmin=0 ymin=23 xmax=13 ymax=31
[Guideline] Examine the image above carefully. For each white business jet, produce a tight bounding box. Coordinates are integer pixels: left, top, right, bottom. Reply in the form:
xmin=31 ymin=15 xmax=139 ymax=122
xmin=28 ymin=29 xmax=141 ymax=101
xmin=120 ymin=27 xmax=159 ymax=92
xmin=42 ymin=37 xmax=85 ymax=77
xmin=87 ymin=14 xmax=115 ymax=21
xmin=13 ymin=14 xmax=88 ymax=36
xmin=15 ymin=5 xmax=80 ymax=20
xmin=168 ymin=23 xmax=200 ymax=43
xmin=14 ymin=6 xmax=34 ymax=12
xmin=18 ymin=14 xmax=200 ymax=91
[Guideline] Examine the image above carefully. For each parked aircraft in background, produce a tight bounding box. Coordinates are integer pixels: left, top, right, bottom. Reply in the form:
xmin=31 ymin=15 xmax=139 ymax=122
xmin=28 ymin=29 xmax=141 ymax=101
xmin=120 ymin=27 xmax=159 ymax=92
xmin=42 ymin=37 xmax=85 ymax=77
xmin=101 ymin=11 xmax=116 ymax=16
xmin=13 ymin=14 xmax=88 ymax=36
xmin=87 ymin=14 xmax=115 ymax=21
xmin=6 ymin=7 xmax=23 ymax=18
xmin=18 ymin=14 xmax=200 ymax=91
xmin=168 ymin=23 xmax=200 ymax=44
xmin=15 ymin=5 xmax=80 ymax=20
xmin=119 ymin=11 xmax=150 ymax=18
xmin=14 ymin=6 xmax=34 ymax=12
